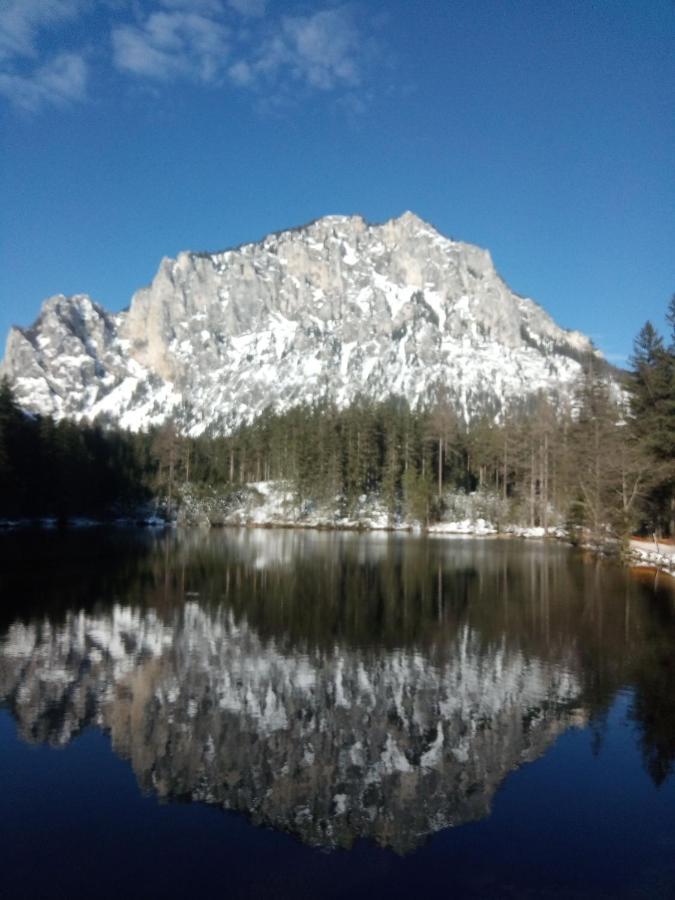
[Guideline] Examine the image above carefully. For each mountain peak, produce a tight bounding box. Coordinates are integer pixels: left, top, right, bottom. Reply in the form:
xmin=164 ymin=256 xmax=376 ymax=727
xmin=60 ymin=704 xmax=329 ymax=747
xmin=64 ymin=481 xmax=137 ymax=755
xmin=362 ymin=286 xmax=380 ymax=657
xmin=392 ymin=210 xmax=429 ymax=227
xmin=1 ymin=215 xmax=603 ymax=433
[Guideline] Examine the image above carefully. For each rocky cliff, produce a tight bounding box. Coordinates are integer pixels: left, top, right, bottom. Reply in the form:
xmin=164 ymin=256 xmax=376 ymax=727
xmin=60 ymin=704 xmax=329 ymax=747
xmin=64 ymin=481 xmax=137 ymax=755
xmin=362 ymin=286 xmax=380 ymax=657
xmin=1 ymin=213 xmax=600 ymax=433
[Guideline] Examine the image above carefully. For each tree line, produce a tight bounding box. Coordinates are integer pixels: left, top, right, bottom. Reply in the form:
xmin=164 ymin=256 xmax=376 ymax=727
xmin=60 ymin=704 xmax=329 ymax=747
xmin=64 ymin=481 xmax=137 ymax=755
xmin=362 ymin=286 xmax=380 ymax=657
xmin=1 ymin=297 xmax=673 ymax=537
xmin=0 ymin=380 xmax=149 ymax=520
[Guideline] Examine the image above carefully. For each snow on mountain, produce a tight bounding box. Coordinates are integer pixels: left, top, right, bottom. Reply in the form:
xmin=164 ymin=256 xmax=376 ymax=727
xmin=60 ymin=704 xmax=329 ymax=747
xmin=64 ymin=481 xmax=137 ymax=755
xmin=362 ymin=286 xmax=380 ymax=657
xmin=1 ymin=212 xmax=602 ymax=433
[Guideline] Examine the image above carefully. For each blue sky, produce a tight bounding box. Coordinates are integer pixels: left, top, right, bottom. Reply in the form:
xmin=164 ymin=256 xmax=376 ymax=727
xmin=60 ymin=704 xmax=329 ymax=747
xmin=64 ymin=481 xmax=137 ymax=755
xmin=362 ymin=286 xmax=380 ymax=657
xmin=1 ymin=0 xmax=673 ymax=365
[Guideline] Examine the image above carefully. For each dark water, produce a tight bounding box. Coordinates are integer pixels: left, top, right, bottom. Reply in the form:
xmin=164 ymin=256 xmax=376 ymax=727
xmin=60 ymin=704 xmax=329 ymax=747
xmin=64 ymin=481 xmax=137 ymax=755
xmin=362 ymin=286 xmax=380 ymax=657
xmin=1 ymin=529 xmax=674 ymax=899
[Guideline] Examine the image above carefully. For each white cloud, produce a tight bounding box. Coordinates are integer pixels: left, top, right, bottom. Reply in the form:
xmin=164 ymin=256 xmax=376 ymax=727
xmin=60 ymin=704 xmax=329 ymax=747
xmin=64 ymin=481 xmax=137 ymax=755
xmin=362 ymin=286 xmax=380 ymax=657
xmin=0 ymin=0 xmax=85 ymax=61
xmin=229 ymin=6 xmax=361 ymax=95
xmin=228 ymin=0 xmax=267 ymax=17
xmin=0 ymin=52 xmax=87 ymax=111
xmin=0 ymin=1 xmax=89 ymax=112
xmin=282 ymin=8 xmax=360 ymax=90
xmin=0 ymin=1 xmax=377 ymax=115
xmin=228 ymin=59 xmax=253 ymax=86
xmin=112 ymin=10 xmax=230 ymax=83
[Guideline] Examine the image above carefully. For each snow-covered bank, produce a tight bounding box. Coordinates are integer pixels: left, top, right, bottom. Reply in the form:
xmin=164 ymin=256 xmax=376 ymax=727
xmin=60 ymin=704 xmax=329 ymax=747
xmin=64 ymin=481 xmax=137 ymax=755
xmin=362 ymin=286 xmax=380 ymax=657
xmin=175 ymin=482 xmax=409 ymax=532
xmin=626 ymin=539 xmax=675 ymax=576
xmin=175 ymin=482 xmax=572 ymax=541
xmin=428 ymin=518 xmax=497 ymax=536
xmin=427 ymin=522 xmax=570 ymax=539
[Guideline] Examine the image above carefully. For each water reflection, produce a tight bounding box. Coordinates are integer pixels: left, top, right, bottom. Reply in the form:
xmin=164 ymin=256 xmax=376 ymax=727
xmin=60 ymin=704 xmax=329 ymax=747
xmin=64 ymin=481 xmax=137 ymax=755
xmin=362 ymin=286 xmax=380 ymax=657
xmin=1 ymin=529 xmax=674 ymax=853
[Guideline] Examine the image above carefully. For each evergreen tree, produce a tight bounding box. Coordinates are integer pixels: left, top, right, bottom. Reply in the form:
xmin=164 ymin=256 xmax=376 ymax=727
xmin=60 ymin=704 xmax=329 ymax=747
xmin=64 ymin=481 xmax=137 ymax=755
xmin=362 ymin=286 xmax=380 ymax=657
xmin=571 ymin=366 xmax=624 ymax=542
xmin=628 ymin=314 xmax=675 ymax=535
xmin=0 ymin=377 xmax=21 ymax=513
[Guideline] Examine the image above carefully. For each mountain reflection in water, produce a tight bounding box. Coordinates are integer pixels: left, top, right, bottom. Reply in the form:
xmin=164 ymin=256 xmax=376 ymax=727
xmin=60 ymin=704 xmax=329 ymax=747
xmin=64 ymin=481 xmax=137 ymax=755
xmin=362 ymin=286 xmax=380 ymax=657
xmin=1 ymin=529 xmax=674 ymax=854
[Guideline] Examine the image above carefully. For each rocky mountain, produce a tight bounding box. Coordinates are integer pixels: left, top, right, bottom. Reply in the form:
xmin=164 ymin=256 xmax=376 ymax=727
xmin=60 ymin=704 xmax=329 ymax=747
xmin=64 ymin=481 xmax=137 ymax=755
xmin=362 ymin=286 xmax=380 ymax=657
xmin=1 ymin=212 xmax=601 ymax=433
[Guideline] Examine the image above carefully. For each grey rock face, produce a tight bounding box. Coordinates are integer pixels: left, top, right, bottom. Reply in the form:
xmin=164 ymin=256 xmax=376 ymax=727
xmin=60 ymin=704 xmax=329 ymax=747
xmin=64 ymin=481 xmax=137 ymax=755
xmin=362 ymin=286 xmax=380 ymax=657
xmin=1 ymin=213 xmax=601 ymax=432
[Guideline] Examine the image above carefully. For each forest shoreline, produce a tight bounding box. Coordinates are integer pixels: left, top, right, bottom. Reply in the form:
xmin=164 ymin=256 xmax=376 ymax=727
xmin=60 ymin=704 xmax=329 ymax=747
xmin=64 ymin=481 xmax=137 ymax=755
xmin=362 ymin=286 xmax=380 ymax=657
xmin=3 ymin=512 xmax=674 ymax=579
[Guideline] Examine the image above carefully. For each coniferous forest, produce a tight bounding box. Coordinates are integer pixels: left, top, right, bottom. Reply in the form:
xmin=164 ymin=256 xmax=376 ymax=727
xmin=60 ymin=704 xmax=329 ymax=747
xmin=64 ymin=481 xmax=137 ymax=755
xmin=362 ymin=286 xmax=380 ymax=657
xmin=1 ymin=298 xmax=673 ymax=539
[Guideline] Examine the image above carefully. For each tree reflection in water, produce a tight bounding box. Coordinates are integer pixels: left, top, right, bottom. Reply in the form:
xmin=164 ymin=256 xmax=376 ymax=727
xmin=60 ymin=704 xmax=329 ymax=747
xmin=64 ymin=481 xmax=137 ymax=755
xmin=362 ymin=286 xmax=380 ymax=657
xmin=0 ymin=529 xmax=673 ymax=853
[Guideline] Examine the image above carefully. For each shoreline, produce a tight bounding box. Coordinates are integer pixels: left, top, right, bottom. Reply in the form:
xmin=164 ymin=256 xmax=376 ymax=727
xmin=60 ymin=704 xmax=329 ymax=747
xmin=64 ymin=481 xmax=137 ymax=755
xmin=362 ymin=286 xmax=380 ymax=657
xmin=0 ymin=513 xmax=559 ymax=538
xmin=624 ymin=538 xmax=675 ymax=578
xmin=2 ymin=514 xmax=674 ymax=579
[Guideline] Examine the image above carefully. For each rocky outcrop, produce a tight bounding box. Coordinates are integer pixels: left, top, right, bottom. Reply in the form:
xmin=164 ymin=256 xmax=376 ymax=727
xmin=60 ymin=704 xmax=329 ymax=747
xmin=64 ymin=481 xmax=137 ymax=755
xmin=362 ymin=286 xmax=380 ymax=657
xmin=1 ymin=212 xmax=602 ymax=433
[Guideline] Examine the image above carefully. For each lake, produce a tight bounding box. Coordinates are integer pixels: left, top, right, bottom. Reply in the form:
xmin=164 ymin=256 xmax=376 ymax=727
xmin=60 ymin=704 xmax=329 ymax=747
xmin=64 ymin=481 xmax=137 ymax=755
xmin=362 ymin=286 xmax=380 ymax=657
xmin=1 ymin=528 xmax=674 ymax=899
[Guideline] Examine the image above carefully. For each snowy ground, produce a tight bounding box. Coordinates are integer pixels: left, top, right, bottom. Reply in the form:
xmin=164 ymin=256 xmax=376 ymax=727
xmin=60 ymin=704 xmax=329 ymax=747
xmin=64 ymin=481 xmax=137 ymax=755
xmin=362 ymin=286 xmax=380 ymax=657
xmin=175 ymin=483 xmax=577 ymax=544
xmin=427 ymin=518 xmax=497 ymax=536
xmin=176 ymin=481 xmax=410 ymax=532
xmin=627 ymin=539 xmax=675 ymax=575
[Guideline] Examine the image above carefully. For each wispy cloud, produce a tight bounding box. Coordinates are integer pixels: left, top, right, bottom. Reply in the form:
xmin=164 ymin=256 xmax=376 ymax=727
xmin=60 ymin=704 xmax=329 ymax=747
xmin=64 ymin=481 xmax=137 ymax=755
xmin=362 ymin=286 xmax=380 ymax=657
xmin=0 ymin=0 xmax=89 ymax=110
xmin=0 ymin=1 xmax=383 ymax=115
xmin=282 ymin=8 xmax=361 ymax=90
xmin=228 ymin=6 xmax=361 ymax=97
xmin=112 ymin=11 xmax=230 ymax=83
xmin=0 ymin=51 xmax=87 ymax=112
xmin=113 ymin=3 xmax=365 ymax=101
xmin=0 ymin=0 xmax=85 ymax=60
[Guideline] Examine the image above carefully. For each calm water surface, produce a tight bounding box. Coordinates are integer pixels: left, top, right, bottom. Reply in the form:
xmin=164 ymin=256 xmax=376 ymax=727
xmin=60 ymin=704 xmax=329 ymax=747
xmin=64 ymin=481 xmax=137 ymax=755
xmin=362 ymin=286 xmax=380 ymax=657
xmin=1 ymin=529 xmax=674 ymax=899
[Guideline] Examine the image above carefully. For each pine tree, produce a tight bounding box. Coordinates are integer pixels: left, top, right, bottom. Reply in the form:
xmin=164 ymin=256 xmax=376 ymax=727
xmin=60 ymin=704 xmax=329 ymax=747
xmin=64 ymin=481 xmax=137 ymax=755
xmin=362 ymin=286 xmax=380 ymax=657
xmin=630 ymin=321 xmax=665 ymax=441
xmin=151 ymin=421 xmax=183 ymax=517
xmin=666 ymin=294 xmax=675 ymax=345
xmin=628 ymin=314 xmax=675 ymax=535
xmin=402 ymin=466 xmax=433 ymax=524
xmin=571 ymin=366 xmax=624 ymax=542
xmin=426 ymin=386 xmax=460 ymax=503
xmin=0 ymin=378 xmax=20 ymax=514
